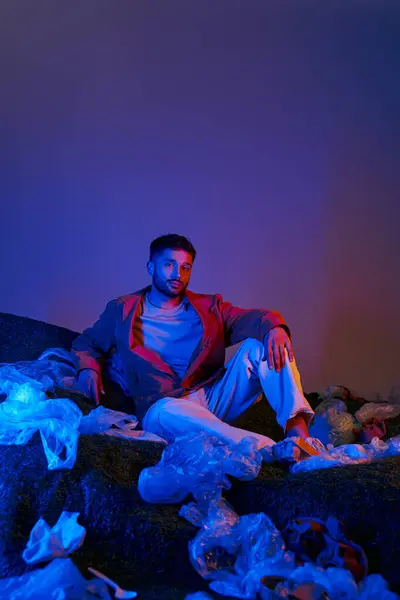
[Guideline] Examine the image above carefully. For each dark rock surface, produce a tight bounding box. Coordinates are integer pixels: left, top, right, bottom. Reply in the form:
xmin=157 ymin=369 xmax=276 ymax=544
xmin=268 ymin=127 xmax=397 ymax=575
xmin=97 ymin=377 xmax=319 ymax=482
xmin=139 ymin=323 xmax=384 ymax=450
xmin=0 ymin=311 xmax=399 ymax=598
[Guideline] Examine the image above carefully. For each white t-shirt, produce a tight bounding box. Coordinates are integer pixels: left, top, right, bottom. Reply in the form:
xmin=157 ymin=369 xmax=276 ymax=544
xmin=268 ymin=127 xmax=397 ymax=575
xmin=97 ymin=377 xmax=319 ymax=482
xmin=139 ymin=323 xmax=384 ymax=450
xmin=133 ymin=294 xmax=203 ymax=380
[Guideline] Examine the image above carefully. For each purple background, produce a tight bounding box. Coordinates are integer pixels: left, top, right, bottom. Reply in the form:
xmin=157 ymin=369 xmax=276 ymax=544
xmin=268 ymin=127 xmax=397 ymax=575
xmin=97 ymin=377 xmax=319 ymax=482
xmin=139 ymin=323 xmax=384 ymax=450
xmin=1 ymin=1 xmax=399 ymax=397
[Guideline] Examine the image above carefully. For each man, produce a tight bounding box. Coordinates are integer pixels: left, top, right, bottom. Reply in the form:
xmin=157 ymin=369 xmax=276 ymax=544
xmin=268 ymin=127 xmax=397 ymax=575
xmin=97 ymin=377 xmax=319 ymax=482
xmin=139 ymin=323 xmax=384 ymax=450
xmin=72 ymin=234 xmax=314 ymax=449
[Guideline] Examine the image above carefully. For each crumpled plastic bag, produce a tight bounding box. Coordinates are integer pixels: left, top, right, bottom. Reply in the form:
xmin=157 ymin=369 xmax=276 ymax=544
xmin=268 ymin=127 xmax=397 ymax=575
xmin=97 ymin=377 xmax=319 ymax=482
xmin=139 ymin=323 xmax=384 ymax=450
xmin=354 ymin=402 xmax=400 ymax=423
xmin=23 ymin=512 xmax=86 ymax=564
xmin=291 ymin=435 xmax=400 ymax=473
xmin=0 ymin=557 xmax=113 ymax=599
xmin=138 ymin=432 xmax=262 ymax=504
xmin=310 ymin=399 xmax=358 ymax=447
xmin=79 ymin=406 xmax=138 ymax=434
xmin=284 ymin=563 xmax=359 ymax=599
xmin=183 ymin=498 xmax=295 ymax=599
xmin=185 ymin=593 xmax=214 ymax=600
xmin=79 ymin=405 xmax=166 ymax=443
xmin=319 ymin=386 xmax=365 ymax=405
xmin=0 ymin=372 xmax=82 ymax=470
xmin=0 ymin=353 xmax=76 ymax=394
xmin=272 ymin=437 xmax=326 ymax=463
xmin=270 ymin=564 xmax=400 ymax=599
xmin=357 ymin=574 xmax=400 ymax=599
xmin=138 ymin=430 xmax=398 ymax=600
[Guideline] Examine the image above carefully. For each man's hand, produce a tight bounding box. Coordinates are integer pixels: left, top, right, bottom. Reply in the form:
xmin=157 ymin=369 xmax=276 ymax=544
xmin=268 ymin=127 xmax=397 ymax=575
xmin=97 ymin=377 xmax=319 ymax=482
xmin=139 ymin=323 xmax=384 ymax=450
xmin=76 ymin=369 xmax=104 ymax=405
xmin=262 ymin=327 xmax=293 ymax=372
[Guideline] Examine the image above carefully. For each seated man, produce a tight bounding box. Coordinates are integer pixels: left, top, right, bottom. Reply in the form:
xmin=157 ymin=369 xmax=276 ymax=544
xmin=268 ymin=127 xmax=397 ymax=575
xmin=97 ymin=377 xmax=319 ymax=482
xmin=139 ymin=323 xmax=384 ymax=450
xmin=72 ymin=234 xmax=314 ymax=449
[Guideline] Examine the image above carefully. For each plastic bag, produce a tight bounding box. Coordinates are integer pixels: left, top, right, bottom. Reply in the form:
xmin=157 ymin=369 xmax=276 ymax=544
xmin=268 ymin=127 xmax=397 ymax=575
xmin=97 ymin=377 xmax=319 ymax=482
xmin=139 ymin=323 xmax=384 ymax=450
xmin=291 ymin=435 xmax=400 ymax=473
xmin=138 ymin=432 xmax=262 ymax=504
xmin=0 ymin=364 xmax=54 ymax=396
xmin=357 ymin=574 xmax=400 ymax=599
xmin=0 ymin=557 xmax=113 ymax=599
xmin=0 ymin=354 xmax=77 ymax=395
xmin=0 ymin=376 xmax=82 ymax=469
xmin=272 ymin=437 xmax=326 ymax=463
xmin=355 ymin=402 xmax=400 ymax=423
xmin=23 ymin=512 xmax=86 ymax=565
xmin=79 ymin=406 xmax=138 ymax=434
xmin=79 ymin=405 xmax=166 ymax=443
xmin=310 ymin=399 xmax=358 ymax=447
xmin=286 ymin=564 xmax=359 ymax=599
xmin=181 ymin=491 xmax=295 ymax=599
xmin=319 ymin=386 xmax=365 ymax=405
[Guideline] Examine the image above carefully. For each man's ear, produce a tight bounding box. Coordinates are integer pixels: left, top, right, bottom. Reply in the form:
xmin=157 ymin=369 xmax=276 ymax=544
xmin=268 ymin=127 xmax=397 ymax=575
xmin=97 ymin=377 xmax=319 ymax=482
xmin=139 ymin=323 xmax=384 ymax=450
xmin=147 ymin=261 xmax=154 ymax=276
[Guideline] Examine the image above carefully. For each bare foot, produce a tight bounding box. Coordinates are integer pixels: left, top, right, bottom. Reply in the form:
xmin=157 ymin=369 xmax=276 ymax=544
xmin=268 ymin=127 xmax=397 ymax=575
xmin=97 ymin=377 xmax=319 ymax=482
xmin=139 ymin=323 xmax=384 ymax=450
xmin=285 ymin=412 xmax=310 ymax=440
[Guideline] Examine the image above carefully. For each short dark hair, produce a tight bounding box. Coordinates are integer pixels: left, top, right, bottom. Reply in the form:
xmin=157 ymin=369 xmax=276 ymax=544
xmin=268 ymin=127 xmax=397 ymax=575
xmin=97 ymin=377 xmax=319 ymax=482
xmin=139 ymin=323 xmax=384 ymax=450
xmin=149 ymin=234 xmax=196 ymax=261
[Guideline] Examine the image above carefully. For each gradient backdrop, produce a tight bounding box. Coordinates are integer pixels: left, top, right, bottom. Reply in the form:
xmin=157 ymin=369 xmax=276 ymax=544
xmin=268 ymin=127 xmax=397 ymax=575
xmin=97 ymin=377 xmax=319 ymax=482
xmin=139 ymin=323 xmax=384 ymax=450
xmin=1 ymin=1 xmax=399 ymax=398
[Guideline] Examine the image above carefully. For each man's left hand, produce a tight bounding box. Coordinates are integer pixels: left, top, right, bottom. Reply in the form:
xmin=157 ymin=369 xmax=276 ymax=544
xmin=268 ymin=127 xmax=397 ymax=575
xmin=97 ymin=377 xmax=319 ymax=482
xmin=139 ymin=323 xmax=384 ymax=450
xmin=262 ymin=327 xmax=293 ymax=372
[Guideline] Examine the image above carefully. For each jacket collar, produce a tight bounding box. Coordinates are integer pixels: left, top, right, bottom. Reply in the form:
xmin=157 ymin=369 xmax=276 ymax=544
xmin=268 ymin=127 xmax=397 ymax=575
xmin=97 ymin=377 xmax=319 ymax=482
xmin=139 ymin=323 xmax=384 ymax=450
xmin=120 ymin=287 xmax=217 ymax=382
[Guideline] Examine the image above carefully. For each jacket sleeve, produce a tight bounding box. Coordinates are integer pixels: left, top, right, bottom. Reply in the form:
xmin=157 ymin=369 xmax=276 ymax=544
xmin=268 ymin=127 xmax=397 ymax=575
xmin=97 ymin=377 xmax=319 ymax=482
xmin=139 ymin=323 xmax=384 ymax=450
xmin=71 ymin=300 xmax=119 ymax=374
xmin=216 ymin=295 xmax=290 ymax=347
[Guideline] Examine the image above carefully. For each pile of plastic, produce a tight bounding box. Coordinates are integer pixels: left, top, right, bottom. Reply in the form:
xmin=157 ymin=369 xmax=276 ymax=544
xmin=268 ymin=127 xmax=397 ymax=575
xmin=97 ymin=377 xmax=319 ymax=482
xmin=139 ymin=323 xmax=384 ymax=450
xmin=291 ymin=435 xmax=400 ymax=474
xmin=139 ymin=431 xmax=399 ymax=600
xmin=309 ymin=385 xmax=400 ymax=448
xmin=0 ymin=511 xmax=137 ymax=599
xmin=0 ymin=362 xmax=165 ymax=470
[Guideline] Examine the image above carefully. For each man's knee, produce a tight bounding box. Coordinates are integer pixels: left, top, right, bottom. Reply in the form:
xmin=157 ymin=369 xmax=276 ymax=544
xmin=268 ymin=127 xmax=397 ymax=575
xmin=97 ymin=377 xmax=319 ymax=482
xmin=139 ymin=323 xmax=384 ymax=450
xmin=239 ymin=338 xmax=264 ymax=361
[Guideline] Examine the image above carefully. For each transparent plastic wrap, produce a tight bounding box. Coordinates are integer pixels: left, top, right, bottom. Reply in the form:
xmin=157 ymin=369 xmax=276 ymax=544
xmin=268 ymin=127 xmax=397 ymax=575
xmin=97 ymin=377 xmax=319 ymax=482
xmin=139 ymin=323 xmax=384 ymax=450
xmin=138 ymin=432 xmax=262 ymax=504
xmin=0 ymin=371 xmax=82 ymax=470
xmin=23 ymin=512 xmax=86 ymax=565
xmin=355 ymin=402 xmax=400 ymax=423
xmin=79 ymin=405 xmax=166 ymax=443
xmin=0 ymin=558 xmax=113 ymax=600
xmin=357 ymin=574 xmax=400 ymax=600
xmin=79 ymin=406 xmax=138 ymax=434
xmin=309 ymin=399 xmax=358 ymax=447
xmin=266 ymin=565 xmax=400 ymax=600
xmin=184 ymin=499 xmax=295 ymax=599
xmin=291 ymin=435 xmax=400 ymax=474
xmin=0 ymin=349 xmax=77 ymax=394
xmin=137 ymin=429 xmax=399 ymax=599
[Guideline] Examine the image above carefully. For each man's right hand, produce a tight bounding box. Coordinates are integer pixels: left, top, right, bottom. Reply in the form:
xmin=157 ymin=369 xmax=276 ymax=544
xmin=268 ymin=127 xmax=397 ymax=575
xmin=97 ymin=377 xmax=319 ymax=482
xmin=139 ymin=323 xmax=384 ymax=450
xmin=76 ymin=369 xmax=105 ymax=405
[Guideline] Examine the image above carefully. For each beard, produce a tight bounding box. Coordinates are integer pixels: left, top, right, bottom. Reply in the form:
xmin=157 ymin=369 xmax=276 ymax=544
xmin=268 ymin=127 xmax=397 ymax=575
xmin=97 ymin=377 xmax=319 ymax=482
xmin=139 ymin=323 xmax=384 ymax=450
xmin=153 ymin=273 xmax=187 ymax=298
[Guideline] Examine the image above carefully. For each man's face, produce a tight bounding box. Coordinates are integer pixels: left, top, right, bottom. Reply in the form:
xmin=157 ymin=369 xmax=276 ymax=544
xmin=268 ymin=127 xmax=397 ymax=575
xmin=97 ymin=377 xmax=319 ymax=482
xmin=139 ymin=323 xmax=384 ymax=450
xmin=148 ymin=248 xmax=193 ymax=298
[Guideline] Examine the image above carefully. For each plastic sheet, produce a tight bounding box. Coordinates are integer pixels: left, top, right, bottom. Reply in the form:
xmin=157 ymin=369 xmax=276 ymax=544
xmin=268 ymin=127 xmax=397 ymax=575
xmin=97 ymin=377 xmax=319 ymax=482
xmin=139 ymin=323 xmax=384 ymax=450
xmin=23 ymin=512 xmax=86 ymax=564
xmin=282 ymin=516 xmax=368 ymax=582
xmin=138 ymin=432 xmax=262 ymax=504
xmin=272 ymin=437 xmax=326 ymax=463
xmin=291 ymin=435 xmax=400 ymax=473
xmin=79 ymin=406 xmax=166 ymax=444
xmin=284 ymin=564 xmax=359 ymax=599
xmin=185 ymin=500 xmax=296 ymax=599
xmin=79 ymin=406 xmax=138 ymax=434
xmin=0 ymin=558 xmax=113 ymax=599
xmin=0 ymin=373 xmax=82 ymax=470
xmin=138 ymin=428 xmax=399 ymax=599
xmin=357 ymin=574 xmax=400 ymax=599
xmin=354 ymin=402 xmax=400 ymax=423
xmin=310 ymin=399 xmax=358 ymax=447
xmin=0 ymin=351 xmax=77 ymax=394
xmin=185 ymin=593 xmax=214 ymax=600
